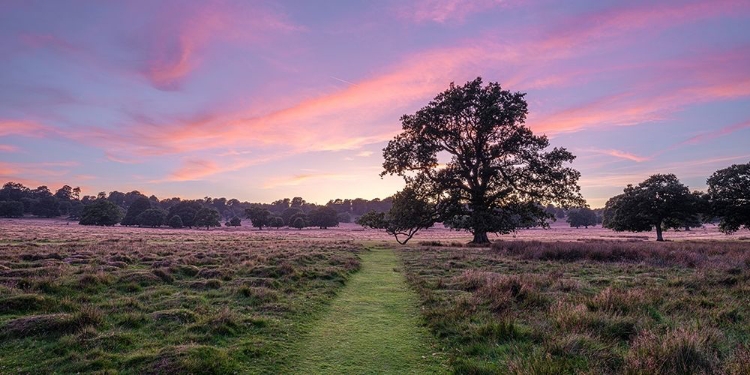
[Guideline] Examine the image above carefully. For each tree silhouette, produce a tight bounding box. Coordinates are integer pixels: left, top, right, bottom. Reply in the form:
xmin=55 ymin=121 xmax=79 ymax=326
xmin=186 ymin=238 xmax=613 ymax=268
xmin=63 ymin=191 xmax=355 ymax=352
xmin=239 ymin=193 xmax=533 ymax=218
xmin=603 ymin=174 xmax=693 ymax=241
xmin=707 ymin=162 xmax=750 ymax=233
xmin=381 ymin=77 xmax=583 ymax=243
xmin=194 ymin=207 xmax=221 ymax=230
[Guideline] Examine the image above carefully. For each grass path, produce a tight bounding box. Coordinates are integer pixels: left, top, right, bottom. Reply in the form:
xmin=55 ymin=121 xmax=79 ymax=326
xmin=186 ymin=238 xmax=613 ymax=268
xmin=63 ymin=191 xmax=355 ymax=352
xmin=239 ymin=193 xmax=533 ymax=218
xmin=293 ymin=247 xmax=447 ymax=374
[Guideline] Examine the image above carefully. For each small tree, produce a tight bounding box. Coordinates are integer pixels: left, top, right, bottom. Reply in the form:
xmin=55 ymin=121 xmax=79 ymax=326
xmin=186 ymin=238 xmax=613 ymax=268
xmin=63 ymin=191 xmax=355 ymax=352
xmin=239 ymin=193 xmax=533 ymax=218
xmin=603 ymin=174 xmax=693 ymax=241
xmin=271 ymin=216 xmax=284 ymax=229
xmin=566 ymin=207 xmax=597 ymax=228
xmin=292 ymin=217 xmax=305 ymax=230
xmin=137 ymin=208 xmax=166 ymax=228
xmin=168 ymin=215 xmax=184 ymax=228
xmin=167 ymin=201 xmax=202 ymax=228
xmin=80 ymin=199 xmax=123 ymax=226
xmin=122 ymin=196 xmax=151 ymax=226
xmin=226 ymin=216 xmax=241 ymax=227
xmin=707 ymin=162 xmax=750 ymax=233
xmin=282 ymin=207 xmax=303 ymax=225
xmin=195 ymin=207 xmax=221 ymax=230
xmin=356 ymin=188 xmax=438 ymax=244
xmin=309 ymin=206 xmax=339 ymax=229
xmin=245 ymin=206 xmax=271 ymax=230
xmin=194 ymin=207 xmax=221 ymax=230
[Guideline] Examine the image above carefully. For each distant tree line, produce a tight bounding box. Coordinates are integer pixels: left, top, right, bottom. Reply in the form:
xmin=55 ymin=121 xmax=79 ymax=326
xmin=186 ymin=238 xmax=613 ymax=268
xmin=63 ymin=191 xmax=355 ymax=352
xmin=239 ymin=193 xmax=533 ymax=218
xmin=0 ymin=182 xmax=394 ymax=230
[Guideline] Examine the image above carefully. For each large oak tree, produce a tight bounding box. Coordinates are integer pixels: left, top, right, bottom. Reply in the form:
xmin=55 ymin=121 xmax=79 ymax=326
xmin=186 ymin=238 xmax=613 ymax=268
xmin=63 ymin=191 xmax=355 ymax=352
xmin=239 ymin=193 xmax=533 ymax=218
xmin=381 ymin=77 xmax=584 ymax=244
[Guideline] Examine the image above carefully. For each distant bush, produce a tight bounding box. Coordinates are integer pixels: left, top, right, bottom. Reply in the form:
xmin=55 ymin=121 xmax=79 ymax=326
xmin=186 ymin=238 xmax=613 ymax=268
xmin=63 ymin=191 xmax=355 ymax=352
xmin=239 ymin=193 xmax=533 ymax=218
xmin=226 ymin=216 xmax=241 ymax=227
xmin=168 ymin=215 xmax=183 ymax=228
xmin=292 ymin=217 xmax=305 ymax=230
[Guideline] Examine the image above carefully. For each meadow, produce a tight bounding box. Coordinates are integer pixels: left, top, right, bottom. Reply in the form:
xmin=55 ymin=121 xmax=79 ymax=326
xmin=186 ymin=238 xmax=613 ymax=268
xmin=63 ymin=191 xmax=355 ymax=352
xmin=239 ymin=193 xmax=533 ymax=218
xmin=0 ymin=220 xmax=361 ymax=374
xmin=1 ymin=218 xmax=748 ymax=374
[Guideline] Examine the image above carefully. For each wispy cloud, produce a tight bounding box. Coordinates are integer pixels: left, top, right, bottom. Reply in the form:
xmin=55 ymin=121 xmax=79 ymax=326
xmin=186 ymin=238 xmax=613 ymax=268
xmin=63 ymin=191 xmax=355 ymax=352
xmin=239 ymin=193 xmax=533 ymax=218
xmin=397 ymin=0 xmax=509 ymax=23
xmin=0 ymin=144 xmax=19 ymax=152
xmin=0 ymin=120 xmax=52 ymax=137
xmin=676 ymin=120 xmax=750 ymax=147
xmin=586 ymin=148 xmax=650 ymax=163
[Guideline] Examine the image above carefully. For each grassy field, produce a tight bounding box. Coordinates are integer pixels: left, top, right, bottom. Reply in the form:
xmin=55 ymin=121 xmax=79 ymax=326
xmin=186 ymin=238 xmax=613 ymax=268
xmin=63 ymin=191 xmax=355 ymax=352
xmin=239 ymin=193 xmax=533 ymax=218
xmin=399 ymin=240 xmax=750 ymax=374
xmin=0 ymin=223 xmax=362 ymax=373
xmin=1 ymin=219 xmax=749 ymax=374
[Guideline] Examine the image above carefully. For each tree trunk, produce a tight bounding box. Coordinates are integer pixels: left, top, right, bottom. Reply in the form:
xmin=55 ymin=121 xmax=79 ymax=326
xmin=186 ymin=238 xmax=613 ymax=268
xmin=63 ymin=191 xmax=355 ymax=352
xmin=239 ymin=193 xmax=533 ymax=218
xmin=655 ymin=224 xmax=664 ymax=242
xmin=471 ymin=231 xmax=490 ymax=244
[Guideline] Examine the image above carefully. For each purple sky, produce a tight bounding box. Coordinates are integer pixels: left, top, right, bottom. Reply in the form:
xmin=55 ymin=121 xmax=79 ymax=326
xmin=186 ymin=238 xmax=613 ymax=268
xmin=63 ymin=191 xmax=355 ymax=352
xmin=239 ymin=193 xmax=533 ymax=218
xmin=1 ymin=0 xmax=749 ymax=206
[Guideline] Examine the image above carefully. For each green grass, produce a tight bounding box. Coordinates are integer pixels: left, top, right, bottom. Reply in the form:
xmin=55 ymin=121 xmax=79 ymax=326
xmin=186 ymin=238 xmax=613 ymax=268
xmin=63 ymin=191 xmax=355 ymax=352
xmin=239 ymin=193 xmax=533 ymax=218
xmin=399 ymin=241 xmax=750 ymax=374
xmin=293 ymin=246 xmax=448 ymax=374
xmin=0 ymin=232 xmax=363 ymax=374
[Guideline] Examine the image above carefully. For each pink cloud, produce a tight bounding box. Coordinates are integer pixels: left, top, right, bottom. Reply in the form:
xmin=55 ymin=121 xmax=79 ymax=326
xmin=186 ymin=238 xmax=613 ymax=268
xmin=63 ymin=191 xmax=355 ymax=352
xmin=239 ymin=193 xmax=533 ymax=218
xmin=588 ymin=149 xmax=650 ymax=163
xmin=677 ymin=120 xmax=750 ymax=147
xmin=136 ymin=2 xmax=303 ymax=90
xmin=0 ymin=144 xmax=19 ymax=152
xmin=398 ymin=0 xmax=509 ymax=23
xmin=0 ymin=120 xmax=52 ymax=137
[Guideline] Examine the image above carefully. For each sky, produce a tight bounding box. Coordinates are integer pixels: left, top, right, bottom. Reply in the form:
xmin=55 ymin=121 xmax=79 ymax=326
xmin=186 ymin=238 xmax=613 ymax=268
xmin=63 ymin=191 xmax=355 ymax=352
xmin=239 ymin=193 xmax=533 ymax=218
xmin=1 ymin=0 xmax=749 ymax=207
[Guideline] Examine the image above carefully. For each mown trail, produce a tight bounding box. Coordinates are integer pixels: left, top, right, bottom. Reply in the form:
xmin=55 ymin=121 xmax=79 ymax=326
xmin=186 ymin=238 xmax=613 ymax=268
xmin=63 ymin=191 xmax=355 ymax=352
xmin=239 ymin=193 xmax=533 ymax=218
xmin=293 ymin=246 xmax=447 ymax=374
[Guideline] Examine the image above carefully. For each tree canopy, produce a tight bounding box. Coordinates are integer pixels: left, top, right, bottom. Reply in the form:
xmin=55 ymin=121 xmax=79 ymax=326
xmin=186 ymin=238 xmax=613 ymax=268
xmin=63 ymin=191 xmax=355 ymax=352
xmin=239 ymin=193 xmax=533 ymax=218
xmin=567 ymin=207 xmax=597 ymax=228
xmin=122 ymin=196 xmax=152 ymax=226
xmin=137 ymin=208 xmax=166 ymax=228
xmin=603 ymin=174 xmax=693 ymax=241
xmin=707 ymin=162 xmax=750 ymax=233
xmin=79 ymin=199 xmax=122 ymax=226
xmin=309 ymin=206 xmax=339 ymax=229
xmin=380 ymin=77 xmax=584 ymax=244
xmin=194 ymin=207 xmax=221 ymax=230
xmin=246 ymin=206 xmax=272 ymax=230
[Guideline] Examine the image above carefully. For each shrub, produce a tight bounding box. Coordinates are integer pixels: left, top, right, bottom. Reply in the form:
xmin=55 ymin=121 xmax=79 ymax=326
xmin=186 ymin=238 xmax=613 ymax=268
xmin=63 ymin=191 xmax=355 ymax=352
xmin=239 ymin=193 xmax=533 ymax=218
xmin=292 ymin=217 xmax=305 ymax=230
xmin=168 ymin=215 xmax=183 ymax=228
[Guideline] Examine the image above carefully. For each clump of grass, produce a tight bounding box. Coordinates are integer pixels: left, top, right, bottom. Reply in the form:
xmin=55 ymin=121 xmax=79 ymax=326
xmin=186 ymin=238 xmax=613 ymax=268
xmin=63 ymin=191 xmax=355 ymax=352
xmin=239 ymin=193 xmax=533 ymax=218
xmin=0 ymin=293 xmax=57 ymax=313
xmin=625 ymin=327 xmax=722 ymax=374
xmin=151 ymin=268 xmax=173 ymax=283
xmin=419 ymin=240 xmax=444 ymax=246
xmin=238 ymin=286 xmax=279 ymax=305
xmin=189 ymin=278 xmax=222 ymax=290
xmin=117 ymin=271 xmax=161 ymax=286
xmin=1 ymin=305 xmax=102 ymax=338
xmin=150 ymin=309 xmax=197 ymax=324
xmin=144 ymin=345 xmax=236 ymax=374
xmin=587 ymin=287 xmax=645 ymax=314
